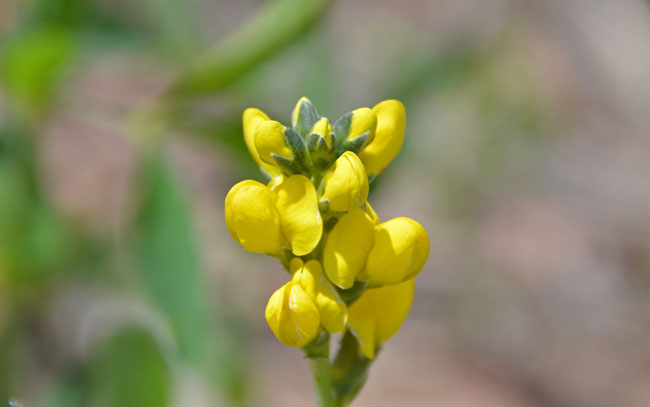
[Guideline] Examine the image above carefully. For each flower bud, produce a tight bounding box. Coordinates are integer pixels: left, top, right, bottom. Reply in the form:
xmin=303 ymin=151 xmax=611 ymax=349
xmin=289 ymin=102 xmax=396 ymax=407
xmin=360 ymin=217 xmax=429 ymax=287
xmin=275 ymin=175 xmax=323 ymax=256
xmin=357 ymin=99 xmax=406 ymax=177
xmin=347 ymin=279 xmax=415 ymax=359
xmin=307 ymin=117 xmax=335 ymax=171
xmin=333 ymin=107 xmax=377 ymax=155
xmin=242 ymin=108 xmax=281 ymax=178
xmin=291 ymin=259 xmax=347 ymax=333
xmin=320 ymin=152 xmax=369 ymax=212
xmin=292 ymin=96 xmax=321 ymax=137
xmin=224 ymin=180 xmax=284 ymax=255
xmin=254 ymin=120 xmax=293 ymax=165
xmin=323 ymin=208 xmax=375 ymax=289
xmin=265 ymin=281 xmax=320 ymax=347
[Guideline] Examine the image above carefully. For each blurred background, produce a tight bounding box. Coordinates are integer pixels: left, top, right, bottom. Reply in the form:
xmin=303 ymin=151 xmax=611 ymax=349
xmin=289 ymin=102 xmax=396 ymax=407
xmin=2 ymin=0 xmax=650 ymax=405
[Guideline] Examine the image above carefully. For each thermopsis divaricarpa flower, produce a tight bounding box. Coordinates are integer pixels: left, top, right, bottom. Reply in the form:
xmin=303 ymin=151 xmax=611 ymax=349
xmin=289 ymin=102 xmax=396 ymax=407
xmin=323 ymin=206 xmax=429 ymax=289
xmin=225 ymin=96 xmax=428 ymax=406
xmin=225 ymin=175 xmax=322 ymax=256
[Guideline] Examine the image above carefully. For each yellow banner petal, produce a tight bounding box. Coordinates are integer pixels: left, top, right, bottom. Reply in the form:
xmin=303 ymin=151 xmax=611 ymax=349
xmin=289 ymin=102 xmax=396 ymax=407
xmin=275 ymin=175 xmax=323 ymax=256
xmin=357 ymin=99 xmax=406 ymax=177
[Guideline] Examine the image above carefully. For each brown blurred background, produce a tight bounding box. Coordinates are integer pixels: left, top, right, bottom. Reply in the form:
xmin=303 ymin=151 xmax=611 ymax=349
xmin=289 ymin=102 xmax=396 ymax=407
xmin=2 ymin=0 xmax=650 ymax=406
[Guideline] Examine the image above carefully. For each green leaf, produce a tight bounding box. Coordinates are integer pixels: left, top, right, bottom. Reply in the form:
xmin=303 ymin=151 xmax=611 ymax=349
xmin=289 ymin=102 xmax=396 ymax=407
xmin=135 ymin=154 xmax=209 ymax=366
xmin=165 ymin=0 xmax=330 ymax=97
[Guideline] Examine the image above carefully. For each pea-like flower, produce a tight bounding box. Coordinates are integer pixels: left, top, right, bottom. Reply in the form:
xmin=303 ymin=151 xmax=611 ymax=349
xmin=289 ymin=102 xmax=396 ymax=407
xmin=225 ymin=175 xmax=322 ymax=256
xmin=265 ymin=259 xmax=347 ymax=347
xmin=323 ymin=206 xmax=429 ymax=288
xmin=320 ymin=152 xmax=369 ymax=212
xmin=347 ymin=279 xmax=415 ymax=359
xmin=265 ymin=280 xmax=320 ymax=348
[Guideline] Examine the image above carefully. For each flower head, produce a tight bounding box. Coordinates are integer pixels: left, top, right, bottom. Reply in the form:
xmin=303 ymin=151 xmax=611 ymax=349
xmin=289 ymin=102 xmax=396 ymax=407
xmin=229 ymin=97 xmax=427 ymax=368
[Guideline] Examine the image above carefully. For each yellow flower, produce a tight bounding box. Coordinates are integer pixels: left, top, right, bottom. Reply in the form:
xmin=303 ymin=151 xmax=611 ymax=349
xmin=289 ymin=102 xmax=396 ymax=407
xmin=347 ymin=279 xmax=415 ymax=359
xmin=360 ymin=217 xmax=429 ymax=287
xmin=242 ymin=108 xmax=282 ymax=178
xmin=291 ymin=259 xmax=347 ymax=333
xmin=323 ymin=208 xmax=375 ymax=289
xmin=224 ymin=180 xmax=284 ymax=255
xmin=323 ymin=208 xmax=429 ymax=288
xmin=320 ymin=152 xmax=369 ymax=212
xmin=254 ymin=120 xmax=293 ymax=166
xmin=225 ymin=175 xmax=323 ymax=257
xmin=265 ymin=281 xmax=320 ymax=348
xmin=357 ymin=100 xmax=406 ymax=177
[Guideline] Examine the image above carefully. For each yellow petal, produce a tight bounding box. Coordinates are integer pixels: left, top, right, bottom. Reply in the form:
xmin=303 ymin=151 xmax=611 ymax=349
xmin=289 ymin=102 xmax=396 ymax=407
xmin=348 ymin=107 xmax=377 ymax=147
xmin=224 ymin=180 xmax=284 ymax=255
xmin=242 ymin=108 xmax=281 ymax=178
xmin=254 ymin=120 xmax=293 ymax=165
xmin=265 ymin=282 xmax=320 ymax=347
xmin=357 ymin=100 xmax=406 ymax=177
xmin=323 ymin=208 xmax=374 ymax=289
xmin=321 ymin=152 xmax=369 ymax=212
xmin=348 ymin=279 xmax=415 ymax=359
xmin=361 ymin=217 xmax=429 ymax=287
xmin=292 ymin=260 xmax=348 ymax=333
xmin=275 ymin=175 xmax=323 ymax=256
xmin=310 ymin=117 xmax=334 ymax=149
xmin=364 ymin=202 xmax=381 ymax=226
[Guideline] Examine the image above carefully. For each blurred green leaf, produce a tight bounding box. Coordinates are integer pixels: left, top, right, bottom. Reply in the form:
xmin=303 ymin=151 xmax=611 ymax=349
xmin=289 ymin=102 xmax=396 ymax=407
xmin=88 ymin=329 xmax=171 ymax=407
xmin=166 ymin=0 xmax=330 ymax=97
xmin=135 ymin=154 xmax=209 ymax=365
xmin=0 ymin=27 xmax=77 ymax=114
xmin=134 ymin=154 xmax=250 ymax=403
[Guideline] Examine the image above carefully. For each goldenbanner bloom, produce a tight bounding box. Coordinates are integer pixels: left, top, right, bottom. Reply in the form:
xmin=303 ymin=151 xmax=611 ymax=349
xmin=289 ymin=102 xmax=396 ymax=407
xmin=224 ymin=97 xmax=428 ymax=407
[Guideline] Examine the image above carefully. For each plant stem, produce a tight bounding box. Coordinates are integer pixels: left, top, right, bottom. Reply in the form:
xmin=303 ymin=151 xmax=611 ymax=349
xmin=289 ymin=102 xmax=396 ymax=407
xmin=303 ymin=332 xmax=335 ymax=407
xmin=307 ymin=357 xmax=336 ymax=407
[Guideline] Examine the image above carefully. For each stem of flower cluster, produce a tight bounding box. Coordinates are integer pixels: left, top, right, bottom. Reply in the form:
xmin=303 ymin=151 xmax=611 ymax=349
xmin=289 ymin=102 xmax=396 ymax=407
xmin=307 ymin=357 xmax=336 ymax=407
xmin=304 ymin=332 xmax=335 ymax=407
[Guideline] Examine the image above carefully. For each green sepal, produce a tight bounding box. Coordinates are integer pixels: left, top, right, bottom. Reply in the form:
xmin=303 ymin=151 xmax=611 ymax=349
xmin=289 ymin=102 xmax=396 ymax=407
xmin=333 ymin=112 xmax=352 ymax=155
xmin=307 ymin=133 xmax=334 ymax=171
xmin=318 ymin=199 xmax=330 ymax=213
xmin=302 ymin=330 xmax=330 ymax=359
xmin=335 ymin=280 xmax=368 ymax=306
xmin=292 ymin=98 xmax=320 ymax=137
xmin=343 ymin=132 xmax=368 ymax=154
xmin=275 ymin=127 xmax=311 ymax=175
xmin=272 ymin=154 xmax=308 ymax=176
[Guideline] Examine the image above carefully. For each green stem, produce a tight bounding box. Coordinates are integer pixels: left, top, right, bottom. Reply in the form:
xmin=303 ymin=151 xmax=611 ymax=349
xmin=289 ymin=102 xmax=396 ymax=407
xmin=306 ymin=357 xmax=336 ymax=407
xmin=303 ymin=332 xmax=335 ymax=407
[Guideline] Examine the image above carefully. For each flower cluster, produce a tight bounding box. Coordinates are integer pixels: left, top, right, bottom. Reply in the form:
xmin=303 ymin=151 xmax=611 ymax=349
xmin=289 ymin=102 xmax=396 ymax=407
xmin=225 ymin=97 xmax=429 ymax=359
